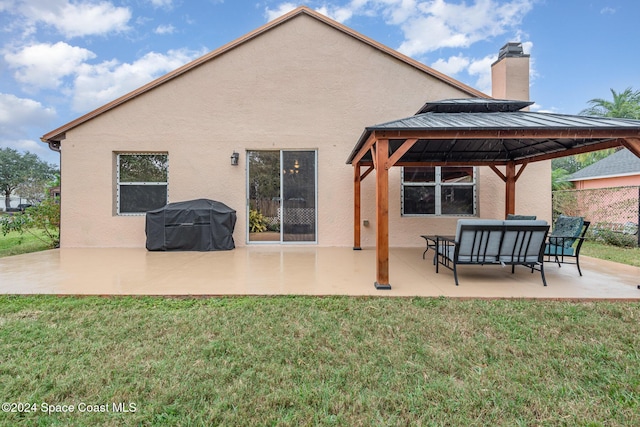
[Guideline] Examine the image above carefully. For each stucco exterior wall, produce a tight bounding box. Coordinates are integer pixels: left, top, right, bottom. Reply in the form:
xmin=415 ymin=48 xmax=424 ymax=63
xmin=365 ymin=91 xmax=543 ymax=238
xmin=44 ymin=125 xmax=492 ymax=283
xmin=573 ymin=175 xmax=640 ymax=190
xmin=58 ymin=13 xmax=549 ymax=248
xmin=491 ymin=55 xmax=530 ymax=102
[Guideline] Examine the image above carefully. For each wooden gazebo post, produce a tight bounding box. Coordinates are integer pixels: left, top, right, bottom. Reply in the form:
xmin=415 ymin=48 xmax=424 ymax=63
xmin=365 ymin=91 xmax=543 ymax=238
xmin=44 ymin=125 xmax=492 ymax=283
xmin=490 ymin=161 xmax=528 ymax=218
xmin=353 ymin=162 xmax=362 ymax=250
xmin=505 ymin=161 xmax=516 ymax=217
xmin=353 ymin=162 xmax=374 ymax=250
xmin=374 ymin=138 xmax=391 ymax=289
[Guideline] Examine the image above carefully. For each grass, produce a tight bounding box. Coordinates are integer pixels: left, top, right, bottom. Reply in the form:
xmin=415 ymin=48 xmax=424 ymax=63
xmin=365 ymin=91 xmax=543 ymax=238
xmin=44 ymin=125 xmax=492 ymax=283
xmin=0 ymin=296 xmax=639 ymax=426
xmin=0 ymin=228 xmax=638 ymax=425
xmin=0 ymin=230 xmax=52 ymax=258
xmin=581 ymin=241 xmax=640 ymax=268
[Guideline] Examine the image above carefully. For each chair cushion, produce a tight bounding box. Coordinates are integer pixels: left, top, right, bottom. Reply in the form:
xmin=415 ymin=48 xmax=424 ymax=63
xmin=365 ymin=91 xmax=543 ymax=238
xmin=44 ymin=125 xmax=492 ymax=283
xmin=499 ymin=220 xmax=548 ymax=263
xmin=549 ymin=215 xmax=584 ymax=248
xmin=455 ymin=219 xmax=504 ymax=263
xmin=544 ymin=244 xmax=575 ymax=256
xmin=506 ymin=214 xmax=537 ymax=220
xmin=443 ymin=245 xmax=498 ymax=263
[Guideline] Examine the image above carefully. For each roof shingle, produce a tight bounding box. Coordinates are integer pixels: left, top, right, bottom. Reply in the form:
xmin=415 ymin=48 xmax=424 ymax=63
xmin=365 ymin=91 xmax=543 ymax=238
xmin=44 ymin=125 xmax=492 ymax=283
xmin=567 ymin=149 xmax=640 ymax=181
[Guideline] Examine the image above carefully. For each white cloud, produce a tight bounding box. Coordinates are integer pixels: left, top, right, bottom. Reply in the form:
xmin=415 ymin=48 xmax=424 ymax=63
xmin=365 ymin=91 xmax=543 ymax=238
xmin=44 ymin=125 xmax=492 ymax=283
xmin=0 ymin=0 xmax=16 ymax=13
xmin=4 ymin=42 xmax=96 ymax=90
xmin=263 ymin=1 xmax=534 ymax=61
xmin=71 ymin=48 xmax=206 ymax=112
xmin=265 ymin=2 xmax=298 ymax=21
xmin=315 ymin=5 xmax=354 ymax=22
xmin=17 ymin=0 xmax=132 ymax=38
xmin=148 ymin=0 xmax=174 ymax=7
xmin=467 ymin=54 xmax=496 ymax=95
xmin=0 ymin=138 xmax=60 ymax=165
xmin=266 ymin=1 xmax=353 ymax=23
xmin=397 ymin=0 xmax=534 ymax=56
xmin=377 ymin=0 xmax=419 ymax=25
xmin=154 ymin=24 xmax=176 ymax=34
xmin=600 ymin=7 xmax=616 ymax=15
xmin=0 ymin=93 xmax=56 ymax=138
xmin=2 ymin=138 xmax=45 ymax=153
xmin=431 ymin=54 xmax=470 ymax=75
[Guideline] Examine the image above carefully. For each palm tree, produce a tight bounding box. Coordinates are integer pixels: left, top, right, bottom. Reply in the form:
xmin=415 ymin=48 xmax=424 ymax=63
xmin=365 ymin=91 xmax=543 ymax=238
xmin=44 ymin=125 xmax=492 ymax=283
xmin=579 ymin=87 xmax=640 ymax=119
xmin=571 ymin=87 xmax=640 ymax=170
xmin=552 ymin=88 xmax=640 ymax=189
xmin=551 ymin=167 xmax=572 ymax=191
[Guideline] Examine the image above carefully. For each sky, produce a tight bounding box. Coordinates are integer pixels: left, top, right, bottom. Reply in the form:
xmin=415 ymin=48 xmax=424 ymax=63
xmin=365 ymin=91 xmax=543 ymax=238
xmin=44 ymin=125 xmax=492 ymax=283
xmin=1 ymin=0 xmax=639 ymax=167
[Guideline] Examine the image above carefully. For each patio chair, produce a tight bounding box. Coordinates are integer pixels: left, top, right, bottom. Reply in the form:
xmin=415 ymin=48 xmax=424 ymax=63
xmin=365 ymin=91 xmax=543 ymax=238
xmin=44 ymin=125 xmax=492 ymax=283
xmin=544 ymin=216 xmax=590 ymax=276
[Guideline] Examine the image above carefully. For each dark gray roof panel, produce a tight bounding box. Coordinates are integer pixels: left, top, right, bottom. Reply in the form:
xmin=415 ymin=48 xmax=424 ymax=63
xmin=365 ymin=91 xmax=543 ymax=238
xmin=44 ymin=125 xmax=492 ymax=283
xmin=370 ymin=111 xmax=640 ymax=131
xmin=416 ymin=98 xmax=533 ymax=114
xmin=567 ymin=149 xmax=640 ymax=181
xmin=347 ymin=104 xmax=640 ymax=165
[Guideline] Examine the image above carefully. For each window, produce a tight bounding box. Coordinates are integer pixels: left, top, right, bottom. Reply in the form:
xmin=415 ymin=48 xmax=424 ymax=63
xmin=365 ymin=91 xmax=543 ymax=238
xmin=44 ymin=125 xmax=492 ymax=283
xmin=402 ymin=166 xmax=476 ymax=216
xmin=117 ymin=153 xmax=168 ymax=215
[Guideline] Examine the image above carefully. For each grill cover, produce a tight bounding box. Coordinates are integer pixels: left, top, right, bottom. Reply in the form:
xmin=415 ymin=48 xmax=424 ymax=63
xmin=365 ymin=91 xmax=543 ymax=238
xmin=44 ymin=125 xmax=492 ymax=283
xmin=145 ymin=199 xmax=236 ymax=251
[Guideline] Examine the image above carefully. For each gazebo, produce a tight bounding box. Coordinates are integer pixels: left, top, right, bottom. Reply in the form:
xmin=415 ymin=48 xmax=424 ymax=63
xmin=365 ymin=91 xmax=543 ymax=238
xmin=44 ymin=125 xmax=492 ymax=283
xmin=346 ymin=99 xmax=640 ymax=289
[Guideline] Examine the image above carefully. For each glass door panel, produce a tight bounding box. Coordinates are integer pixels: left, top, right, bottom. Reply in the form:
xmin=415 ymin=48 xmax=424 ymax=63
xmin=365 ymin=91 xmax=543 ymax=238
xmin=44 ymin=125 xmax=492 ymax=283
xmin=247 ymin=150 xmax=316 ymax=243
xmin=248 ymin=151 xmax=281 ymax=242
xmin=282 ymin=151 xmax=316 ymax=242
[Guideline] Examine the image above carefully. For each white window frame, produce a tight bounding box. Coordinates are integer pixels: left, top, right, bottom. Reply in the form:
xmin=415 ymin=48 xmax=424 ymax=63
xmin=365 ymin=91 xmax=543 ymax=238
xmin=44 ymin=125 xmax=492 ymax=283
xmin=116 ymin=153 xmax=168 ymax=216
xmin=401 ymin=166 xmax=477 ymax=216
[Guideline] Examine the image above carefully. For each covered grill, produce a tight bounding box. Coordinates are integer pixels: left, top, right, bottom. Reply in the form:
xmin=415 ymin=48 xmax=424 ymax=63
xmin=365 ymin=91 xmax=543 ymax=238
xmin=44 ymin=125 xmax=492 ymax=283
xmin=145 ymin=199 xmax=236 ymax=251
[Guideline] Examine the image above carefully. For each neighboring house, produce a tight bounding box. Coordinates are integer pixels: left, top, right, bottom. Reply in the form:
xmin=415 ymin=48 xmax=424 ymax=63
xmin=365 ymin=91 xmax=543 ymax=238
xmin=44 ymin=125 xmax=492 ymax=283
xmin=564 ymin=148 xmax=640 ymax=227
xmin=41 ymin=6 xmax=550 ymax=248
xmin=567 ymin=148 xmax=640 ymax=189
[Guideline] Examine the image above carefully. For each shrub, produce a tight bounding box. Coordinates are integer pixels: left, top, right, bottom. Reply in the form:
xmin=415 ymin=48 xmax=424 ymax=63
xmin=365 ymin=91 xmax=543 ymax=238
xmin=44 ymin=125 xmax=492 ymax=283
xmin=249 ymin=209 xmax=267 ymax=233
xmin=589 ymin=228 xmax=637 ymax=248
xmin=0 ymin=197 xmax=60 ymax=248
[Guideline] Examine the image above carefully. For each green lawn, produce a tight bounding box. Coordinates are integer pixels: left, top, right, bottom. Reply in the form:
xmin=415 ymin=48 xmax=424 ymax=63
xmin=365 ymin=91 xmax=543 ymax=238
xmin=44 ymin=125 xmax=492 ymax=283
xmin=581 ymin=241 xmax=640 ymax=268
xmin=0 ymin=296 xmax=638 ymax=426
xmin=0 ymin=230 xmax=52 ymax=258
xmin=1 ymin=230 xmax=639 ymax=424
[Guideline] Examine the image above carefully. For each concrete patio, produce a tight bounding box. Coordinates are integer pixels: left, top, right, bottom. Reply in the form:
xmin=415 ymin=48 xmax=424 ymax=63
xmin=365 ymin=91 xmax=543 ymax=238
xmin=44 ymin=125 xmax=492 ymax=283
xmin=0 ymin=246 xmax=638 ymax=299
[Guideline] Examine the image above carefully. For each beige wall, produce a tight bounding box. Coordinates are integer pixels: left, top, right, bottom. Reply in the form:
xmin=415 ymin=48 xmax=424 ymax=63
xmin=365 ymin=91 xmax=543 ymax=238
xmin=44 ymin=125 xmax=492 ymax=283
xmin=59 ymin=14 xmax=549 ymax=248
xmin=491 ymin=55 xmax=530 ymax=102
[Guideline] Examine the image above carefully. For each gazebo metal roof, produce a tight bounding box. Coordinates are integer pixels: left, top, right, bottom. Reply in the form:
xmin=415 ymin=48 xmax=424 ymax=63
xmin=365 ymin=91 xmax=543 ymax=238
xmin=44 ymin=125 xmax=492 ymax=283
xmin=347 ymin=99 xmax=640 ymax=166
xmin=348 ymin=98 xmax=640 ymax=290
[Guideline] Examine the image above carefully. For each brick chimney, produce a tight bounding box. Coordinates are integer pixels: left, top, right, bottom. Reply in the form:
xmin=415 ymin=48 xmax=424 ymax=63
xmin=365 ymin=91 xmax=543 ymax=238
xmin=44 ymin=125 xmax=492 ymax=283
xmin=491 ymin=42 xmax=530 ymax=102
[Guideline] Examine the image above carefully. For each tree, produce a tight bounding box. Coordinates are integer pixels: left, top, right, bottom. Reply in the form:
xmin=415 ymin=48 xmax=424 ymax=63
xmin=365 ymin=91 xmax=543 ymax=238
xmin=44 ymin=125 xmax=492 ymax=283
xmin=552 ymin=87 xmax=640 ymax=188
xmin=0 ymin=148 xmax=58 ymax=208
xmin=551 ymin=168 xmax=572 ymax=191
xmin=579 ymin=87 xmax=640 ymax=119
xmin=0 ymin=196 xmax=61 ymax=248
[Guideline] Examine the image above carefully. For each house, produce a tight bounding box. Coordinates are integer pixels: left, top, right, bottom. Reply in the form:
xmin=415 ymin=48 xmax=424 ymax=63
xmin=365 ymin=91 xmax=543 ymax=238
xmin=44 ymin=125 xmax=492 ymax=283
xmin=561 ymin=148 xmax=640 ymax=229
xmin=41 ymin=6 xmax=550 ymax=249
xmin=567 ymin=148 xmax=640 ymax=189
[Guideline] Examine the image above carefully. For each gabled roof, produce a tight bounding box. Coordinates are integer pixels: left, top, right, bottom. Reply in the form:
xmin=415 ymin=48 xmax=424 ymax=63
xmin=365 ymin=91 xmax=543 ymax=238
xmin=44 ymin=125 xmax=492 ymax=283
xmin=41 ymin=6 xmax=486 ymax=145
xmin=567 ymin=148 xmax=640 ymax=181
xmin=347 ymin=99 xmax=640 ymax=165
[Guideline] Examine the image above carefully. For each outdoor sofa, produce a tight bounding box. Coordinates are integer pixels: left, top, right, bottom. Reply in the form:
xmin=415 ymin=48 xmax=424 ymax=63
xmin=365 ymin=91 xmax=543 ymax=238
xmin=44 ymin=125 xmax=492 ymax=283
xmin=435 ymin=219 xmax=550 ymax=286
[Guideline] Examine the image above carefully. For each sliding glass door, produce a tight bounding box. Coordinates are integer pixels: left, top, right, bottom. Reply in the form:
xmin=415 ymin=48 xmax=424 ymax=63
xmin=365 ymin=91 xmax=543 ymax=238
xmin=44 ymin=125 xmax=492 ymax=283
xmin=247 ymin=150 xmax=316 ymax=243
